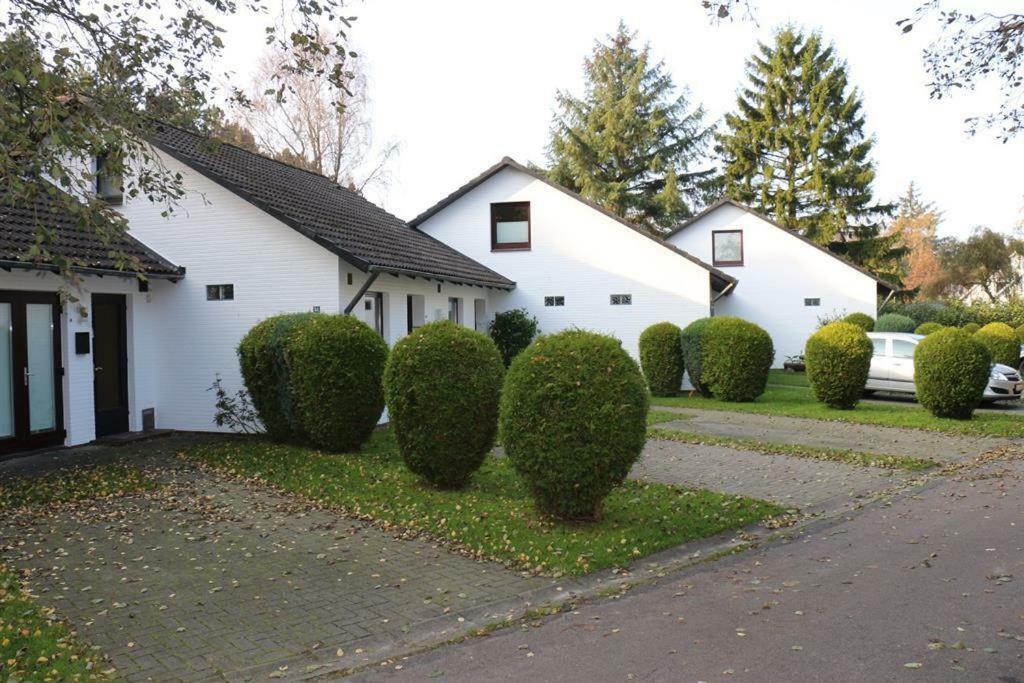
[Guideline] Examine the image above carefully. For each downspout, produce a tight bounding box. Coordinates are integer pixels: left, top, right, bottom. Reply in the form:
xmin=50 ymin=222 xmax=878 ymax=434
xmin=877 ymin=288 xmax=896 ymax=314
xmin=343 ymin=270 xmax=381 ymax=315
xmin=709 ymin=280 xmax=737 ymax=317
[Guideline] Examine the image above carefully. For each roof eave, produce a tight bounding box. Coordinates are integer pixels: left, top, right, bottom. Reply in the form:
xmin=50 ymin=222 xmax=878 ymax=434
xmin=368 ymin=264 xmax=515 ymax=290
xmin=0 ymin=259 xmax=186 ymax=282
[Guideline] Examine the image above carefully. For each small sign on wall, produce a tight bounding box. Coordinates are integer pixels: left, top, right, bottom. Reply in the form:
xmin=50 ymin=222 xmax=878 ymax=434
xmin=75 ymin=332 xmax=90 ymax=355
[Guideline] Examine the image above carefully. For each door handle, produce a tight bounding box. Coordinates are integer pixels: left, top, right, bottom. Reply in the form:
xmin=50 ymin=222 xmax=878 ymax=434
xmin=23 ymin=367 xmax=32 ymax=386
xmin=94 ymin=366 xmax=103 ymax=372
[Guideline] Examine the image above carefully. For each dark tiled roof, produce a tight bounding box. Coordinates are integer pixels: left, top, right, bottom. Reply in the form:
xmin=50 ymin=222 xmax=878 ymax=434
xmin=665 ymin=198 xmax=898 ymax=293
xmin=0 ymin=184 xmax=183 ymax=279
xmin=148 ymin=122 xmax=514 ymax=289
xmin=408 ymin=157 xmax=738 ymax=293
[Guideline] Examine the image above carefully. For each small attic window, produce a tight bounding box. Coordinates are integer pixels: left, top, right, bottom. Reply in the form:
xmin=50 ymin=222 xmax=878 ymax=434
xmin=712 ymin=230 xmax=743 ymax=266
xmin=96 ymin=152 xmax=123 ymax=205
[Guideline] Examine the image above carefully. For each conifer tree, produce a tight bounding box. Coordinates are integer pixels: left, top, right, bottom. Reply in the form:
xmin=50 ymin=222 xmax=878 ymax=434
xmin=718 ymin=27 xmax=897 ymax=273
xmin=547 ymin=22 xmax=714 ymax=234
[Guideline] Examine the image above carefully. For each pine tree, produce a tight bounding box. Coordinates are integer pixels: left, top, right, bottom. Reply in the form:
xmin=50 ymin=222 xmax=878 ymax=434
xmin=718 ymin=27 xmax=896 ymax=272
xmin=547 ymin=22 xmax=714 ymax=234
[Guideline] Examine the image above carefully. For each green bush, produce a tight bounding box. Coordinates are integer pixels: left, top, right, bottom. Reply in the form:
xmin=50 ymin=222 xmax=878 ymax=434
xmin=681 ymin=317 xmax=713 ymax=396
xmin=384 ymin=321 xmax=504 ymax=488
xmin=639 ymin=322 xmax=684 ymax=396
xmin=973 ymin=322 xmax=1020 ymax=366
xmin=1016 ymin=324 xmax=1024 ymax=343
xmin=962 ymin=322 xmax=981 ymax=335
xmin=699 ymin=317 xmax=774 ymax=402
xmin=842 ymin=312 xmax=874 ymax=332
xmin=915 ymin=322 xmax=944 ymax=336
xmin=804 ymin=322 xmax=873 ymax=409
xmin=874 ymin=313 xmax=916 ymax=333
xmin=237 ymin=313 xmax=315 ymax=440
xmin=884 ymin=299 xmax=974 ymax=327
xmin=915 ymin=328 xmax=991 ymax=419
xmin=488 ymin=308 xmax=539 ymax=366
xmin=285 ymin=315 xmax=389 ymax=452
xmin=499 ymin=330 xmax=648 ymax=520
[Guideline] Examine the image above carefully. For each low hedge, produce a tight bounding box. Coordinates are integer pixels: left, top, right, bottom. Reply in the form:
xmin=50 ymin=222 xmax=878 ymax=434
xmin=699 ymin=317 xmax=774 ymax=402
xmin=915 ymin=328 xmax=991 ymax=419
xmin=384 ymin=321 xmax=504 ymax=488
xmin=639 ymin=322 xmax=684 ymax=396
xmin=875 ymin=313 xmax=916 ymax=333
xmin=488 ymin=308 xmax=539 ymax=366
xmin=804 ymin=322 xmax=873 ymax=409
xmin=914 ymin=322 xmax=944 ymax=336
xmin=499 ymin=330 xmax=648 ymax=520
xmin=842 ymin=312 xmax=874 ymax=332
xmin=285 ymin=315 xmax=389 ymax=452
xmin=973 ymin=322 xmax=1020 ymax=366
xmin=681 ymin=317 xmax=713 ymax=396
xmin=237 ymin=313 xmax=315 ymax=440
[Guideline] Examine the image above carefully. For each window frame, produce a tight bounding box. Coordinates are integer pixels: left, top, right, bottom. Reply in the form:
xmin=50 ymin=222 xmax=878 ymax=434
xmin=95 ymin=152 xmax=124 ymax=205
xmin=490 ymin=201 xmax=531 ymax=251
xmin=610 ymin=294 xmax=632 ymax=306
xmin=205 ymin=284 xmax=234 ymax=301
xmin=712 ymin=229 xmax=744 ymax=267
xmin=803 ymin=298 xmax=821 ymax=307
xmin=543 ymin=296 xmax=565 ymax=307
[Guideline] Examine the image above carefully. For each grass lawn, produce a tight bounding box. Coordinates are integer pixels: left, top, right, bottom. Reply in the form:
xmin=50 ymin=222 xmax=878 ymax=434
xmin=647 ymin=409 xmax=692 ymax=425
xmin=0 ymin=565 xmax=113 ymax=681
xmin=768 ymin=368 xmax=809 ymax=387
xmin=652 ymin=386 xmax=1024 ymax=438
xmin=0 ymin=463 xmax=158 ymax=511
xmin=185 ymin=429 xmax=784 ymax=576
xmin=647 ymin=427 xmax=935 ymax=471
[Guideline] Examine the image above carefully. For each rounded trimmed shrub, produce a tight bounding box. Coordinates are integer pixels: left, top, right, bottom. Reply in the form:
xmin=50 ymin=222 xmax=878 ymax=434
xmin=962 ymin=322 xmax=980 ymax=335
xmin=499 ymin=330 xmax=648 ymax=521
xmin=914 ymin=322 xmax=944 ymax=336
xmin=237 ymin=313 xmax=315 ymax=440
xmin=915 ymin=328 xmax=991 ymax=419
xmin=681 ymin=317 xmax=713 ymax=396
xmin=638 ymin=322 xmax=684 ymax=396
xmin=973 ymin=322 xmax=1019 ymax=366
xmin=804 ymin=322 xmax=873 ymax=409
xmin=1016 ymin=324 xmax=1024 ymax=343
xmin=285 ymin=314 xmax=389 ymax=452
xmin=699 ymin=317 xmax=774 ymax=402
xmin=842 ymin=312 xmax=874 ymax=332
xmin=875 ymin=313 xmax=916 ymax=333
xmin=488 ymin=308 xmax=539 ymax=367
xmin=384 ymin=321 xmax=504 ymax=488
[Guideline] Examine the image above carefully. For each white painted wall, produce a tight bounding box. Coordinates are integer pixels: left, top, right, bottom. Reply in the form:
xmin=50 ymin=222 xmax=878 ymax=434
xmin=666 ymin=203 xmax=879 ymax=365
xmin=0 ymin=269 xmax=167 ymax=447
xmin=415 ymin=166 xmax=714 ymax=358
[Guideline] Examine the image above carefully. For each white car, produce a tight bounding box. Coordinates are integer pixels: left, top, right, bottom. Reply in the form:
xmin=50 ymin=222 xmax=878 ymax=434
xmin=865 ymin=332 xmax=1023 ymax=402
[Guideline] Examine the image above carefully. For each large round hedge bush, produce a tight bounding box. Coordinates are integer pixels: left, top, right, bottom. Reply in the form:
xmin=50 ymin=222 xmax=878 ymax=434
xmin=488 ymin=308 xmax=539 ymax=367
xmin=681 ymin=317 xmax=713 ymax=396
xmin=875 ymin=313 xmax=916 ymax=333
xmin=962 ymin=322 xmax=980 ymax=334
xmin=285 ymin=315 xmax=389 ymax=452
xmin=915 ymin=328 xmax=991 ymax=419
xmin=237 ymin=313 xmax=315 ymax=440
xmin=639 ymin=322 xmax=684 ymax=396
xmin=804 ymin=322 xmax=873 ymax=409
xmin=842 ymin=312 xmax=874 ymax=332
xmin=914 ymin=322 xmax=944 ymax=336
xmin=699 ymin=317 xmax=774 ymax=402
xmin=974 ymin=322 xmax=1019 ymax=366
xmin=499 ymin=330 xmax=648 ymax=521
xmin=384 ymin=321 xmax=504 ymax=488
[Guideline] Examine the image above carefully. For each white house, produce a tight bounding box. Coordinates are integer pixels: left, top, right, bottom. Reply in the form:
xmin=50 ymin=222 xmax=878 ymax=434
xmin=409 ymin=158 xmax=736 ymax=359
xmin=664 ymin=198 xmax=896 ymax=365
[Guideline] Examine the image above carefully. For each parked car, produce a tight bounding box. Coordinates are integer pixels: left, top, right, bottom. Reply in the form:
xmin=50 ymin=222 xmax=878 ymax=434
xmin=866 ymin=332 xmax=1023 ymax=403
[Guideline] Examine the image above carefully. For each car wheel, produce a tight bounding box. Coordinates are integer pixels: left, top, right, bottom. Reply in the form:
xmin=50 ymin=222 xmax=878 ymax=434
xmin=862 ymin=389 xmax=876 ymax=396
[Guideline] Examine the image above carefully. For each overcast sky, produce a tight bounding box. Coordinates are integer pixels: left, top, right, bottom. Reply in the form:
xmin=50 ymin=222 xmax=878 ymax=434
xmin=220 ymin=0 xmax=1022 ymax=239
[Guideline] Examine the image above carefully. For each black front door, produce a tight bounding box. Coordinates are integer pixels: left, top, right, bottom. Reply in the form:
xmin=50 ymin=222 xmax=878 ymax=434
xmin=0 ymin=291 xmax=64 ymax=458
xmin=92 ymin=294 xmax=129 ymax=437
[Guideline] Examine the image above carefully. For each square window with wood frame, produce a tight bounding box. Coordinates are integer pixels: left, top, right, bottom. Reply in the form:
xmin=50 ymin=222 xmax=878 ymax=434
xmin=712 ymin=230 xmax=743 ymax=266
xmin=491 ymin=202 xmax=531 ymax=251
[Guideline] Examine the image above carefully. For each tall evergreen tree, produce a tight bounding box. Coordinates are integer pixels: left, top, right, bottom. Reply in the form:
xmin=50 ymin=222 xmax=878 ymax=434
xmin=718 ymin=27 xmax=897 ymax=273
xmin=547 ymin=22 xmax=714 ymax=234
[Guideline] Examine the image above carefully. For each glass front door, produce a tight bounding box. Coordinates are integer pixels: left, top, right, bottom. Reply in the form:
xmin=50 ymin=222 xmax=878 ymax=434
xmin=0 ymin=291 xmax=64 ymax=457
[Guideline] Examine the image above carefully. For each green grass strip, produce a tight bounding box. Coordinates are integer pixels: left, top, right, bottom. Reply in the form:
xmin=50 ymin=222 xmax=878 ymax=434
xmin=647 ymin=427 xmax=936 ymax=471
xmin=0 ymin=565 xmax=113 ymax=680
xmin=647 ymin=409 xmax=692 ymax=425
xmin=185 ymin=429 xmax=784 ymax=576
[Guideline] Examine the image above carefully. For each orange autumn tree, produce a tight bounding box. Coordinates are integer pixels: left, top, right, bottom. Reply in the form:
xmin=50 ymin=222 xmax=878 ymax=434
xmin=888 ymin=183 xmax=944 ymax=296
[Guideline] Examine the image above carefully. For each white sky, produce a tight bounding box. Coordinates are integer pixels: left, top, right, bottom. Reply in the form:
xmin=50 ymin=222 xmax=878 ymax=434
xmin=219 ymin=0 xmax=1023 ymax=238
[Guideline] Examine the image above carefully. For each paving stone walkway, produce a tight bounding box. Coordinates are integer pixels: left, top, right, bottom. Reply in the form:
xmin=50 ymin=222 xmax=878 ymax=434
xmin=656 ymin=407 xmax=1013 ymax=463
xmin=0 ymin=438 xmax=550 ymax=681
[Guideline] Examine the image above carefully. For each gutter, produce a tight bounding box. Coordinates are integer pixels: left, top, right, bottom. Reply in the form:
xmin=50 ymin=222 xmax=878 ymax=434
xmin=710 ymin=280 xmax=737 ymax=316
xmin=877 ymin=288 xmax=896 ymax=314
xmin=343 ymin=271 xmax=381 ymax=315
xmin=0 ymin=260 xmax=186 ymax=282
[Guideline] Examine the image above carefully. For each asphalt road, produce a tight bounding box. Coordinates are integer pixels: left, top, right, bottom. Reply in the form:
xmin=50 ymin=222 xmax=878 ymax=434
xmin=361 ymin=453 xmax=1024 ymax=682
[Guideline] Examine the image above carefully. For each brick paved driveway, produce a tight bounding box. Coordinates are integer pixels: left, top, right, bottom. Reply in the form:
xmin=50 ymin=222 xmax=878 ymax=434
xmin=1 ymin=437 xmax=549 ymax=681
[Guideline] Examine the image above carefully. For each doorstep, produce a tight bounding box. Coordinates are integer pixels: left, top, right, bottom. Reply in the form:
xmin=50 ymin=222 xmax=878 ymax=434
xmin=93 ymin=429 xmax=174 ymax=446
